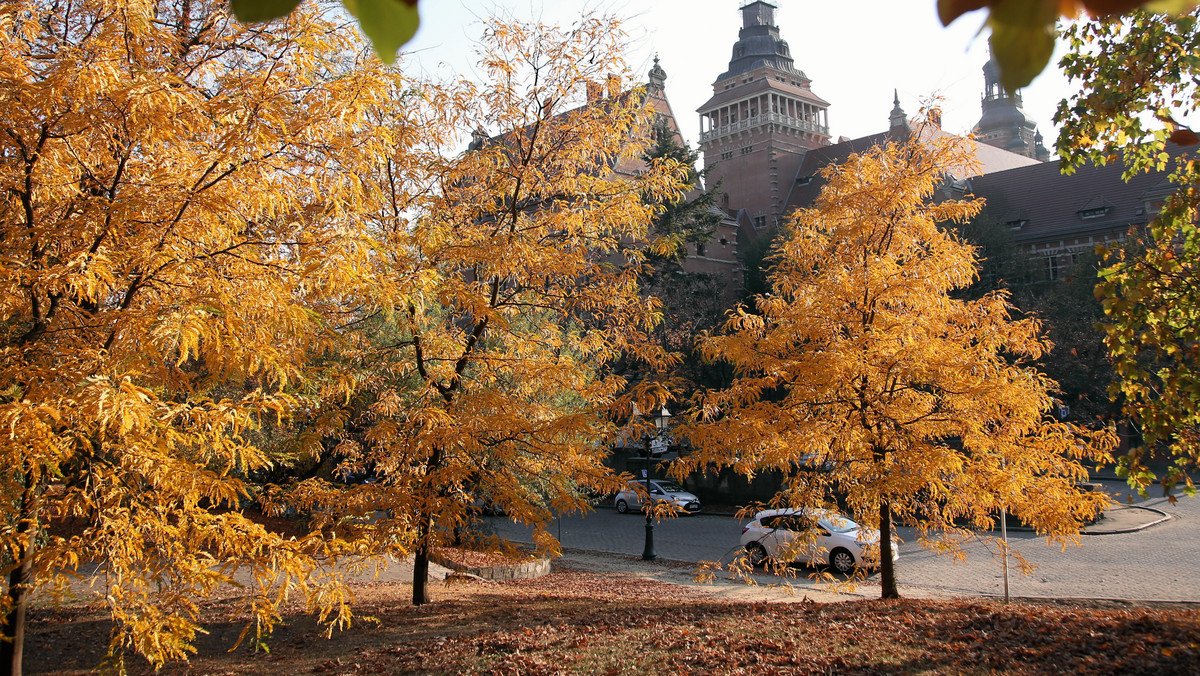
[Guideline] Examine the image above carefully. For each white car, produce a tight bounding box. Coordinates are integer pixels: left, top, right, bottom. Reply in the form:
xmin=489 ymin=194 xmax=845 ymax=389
xmin=740 ymin=508 xmax=897 ymax=574
xmin=614 ymin=480 xmax=701 ymax=515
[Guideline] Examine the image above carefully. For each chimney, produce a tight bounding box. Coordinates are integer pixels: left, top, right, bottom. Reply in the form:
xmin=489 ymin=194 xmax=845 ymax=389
xmin=606 ymin=73 xmax=621 ymax=98
xmin=468 ymin=127 xmax=487 ymax=151
xmin=586 ymin=80 xmax=602 ymax=103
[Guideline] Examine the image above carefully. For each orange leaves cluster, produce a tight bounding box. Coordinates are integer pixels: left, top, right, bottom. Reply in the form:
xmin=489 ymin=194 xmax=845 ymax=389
xmin=678 ymin=116 xmax=1115 ymax=597
xmin=938 ymin=0 xmax=1153 ymax=26
xmin=0 ymin=0 xmax=417 ymax=667
xmin=320 ymin=15 xmax=686 ymax=598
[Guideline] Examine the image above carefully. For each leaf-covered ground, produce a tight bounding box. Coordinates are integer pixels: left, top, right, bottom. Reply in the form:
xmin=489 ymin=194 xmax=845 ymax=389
xmin=27 ymin=562 xmax=1200 ymax=675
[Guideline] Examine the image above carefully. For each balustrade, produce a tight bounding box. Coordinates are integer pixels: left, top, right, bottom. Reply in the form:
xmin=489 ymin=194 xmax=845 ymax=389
xmin=699 ymin=112 xmax=828 ymax=143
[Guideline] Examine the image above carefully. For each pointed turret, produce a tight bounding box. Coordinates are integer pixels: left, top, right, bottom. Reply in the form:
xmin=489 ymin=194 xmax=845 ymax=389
xmin=889 ymin=89 xmax=910 ymax=137
xmin=1033 ymin=128 xmax=1051 ymax=162
xmin=648 ymin=54 xmax=667 ymax=96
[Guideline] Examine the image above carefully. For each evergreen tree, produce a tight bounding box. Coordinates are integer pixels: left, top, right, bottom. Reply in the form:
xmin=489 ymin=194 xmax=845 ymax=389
xmin=637 ymin=120 xmax=732 ymax=398
xmin=640 ymin=119 xmax=722 ymax=271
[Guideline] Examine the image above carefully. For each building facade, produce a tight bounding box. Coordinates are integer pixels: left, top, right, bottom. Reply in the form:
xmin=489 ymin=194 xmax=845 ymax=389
xmin=686 ymin=0 xmax=1169 ymax=289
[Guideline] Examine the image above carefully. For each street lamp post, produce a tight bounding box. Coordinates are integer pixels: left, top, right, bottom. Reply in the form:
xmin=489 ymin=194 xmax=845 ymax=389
xmin=641 ymin=406 xmax=671 ymax=561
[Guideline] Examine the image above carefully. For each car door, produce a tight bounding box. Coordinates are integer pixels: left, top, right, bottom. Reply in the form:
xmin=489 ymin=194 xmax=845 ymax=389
xmin=646 ymin=481 xmax=667 ymax=506
xmin=758 ymin=515 xmax=797 ymax=560
xmin=771 ymin=514 xmax=827 ymax=564
xmin=626 ymin=480 xmax=662 ymax=509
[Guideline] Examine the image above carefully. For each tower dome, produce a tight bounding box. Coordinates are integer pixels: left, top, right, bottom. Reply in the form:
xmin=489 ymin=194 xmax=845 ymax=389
xmin=974 ymin=40 xmax=1042 ymax=161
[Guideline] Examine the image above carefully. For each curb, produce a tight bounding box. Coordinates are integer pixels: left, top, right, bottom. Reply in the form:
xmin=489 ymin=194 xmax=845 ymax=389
xmin=1083 ymin=505 xmax=1172 ymax=535
xmin=604 ymin=503 xmax=1175 ymax=534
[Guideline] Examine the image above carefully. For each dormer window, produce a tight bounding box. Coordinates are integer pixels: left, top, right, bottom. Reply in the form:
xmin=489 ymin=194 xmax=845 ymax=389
xmin=796 ymin=176 xmax=813 ymax=186
xmin=1002 ymin=208 xmax=1030 ymax=231
xmin=1076 ymin=196 xmax=1114 ymax=220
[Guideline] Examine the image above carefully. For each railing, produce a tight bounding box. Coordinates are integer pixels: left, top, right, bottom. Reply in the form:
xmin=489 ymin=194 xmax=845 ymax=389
xmin=699 ymin=112 xmax=828 ymax=143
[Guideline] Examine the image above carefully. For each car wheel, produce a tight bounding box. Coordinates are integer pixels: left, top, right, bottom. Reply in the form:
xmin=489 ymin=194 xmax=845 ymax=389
xmin=745 ymin=542 xmax=769 ymax=567
xmin=829 ymin=547 xmax=855 ymax=574
xmin=616 ymin=499 xmax=629 ymax=514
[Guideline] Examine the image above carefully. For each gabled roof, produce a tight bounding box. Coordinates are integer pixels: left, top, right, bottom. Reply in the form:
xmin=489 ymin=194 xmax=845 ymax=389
xmin=470 ymin=73 xmax=685 ymax=183
xmin=964 ymin=157 xmax=1172 ymax=245
xmin=781 ymin=131 xmax=891 ymax=213
xmin=780 ymin=127 xmax=1042 ymax=216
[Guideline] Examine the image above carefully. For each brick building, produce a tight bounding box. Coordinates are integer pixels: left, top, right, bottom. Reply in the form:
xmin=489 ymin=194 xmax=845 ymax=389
xmin=688 ymin=0 xmax=1166 ymax=288
xmin=696 ymin=0 xmax=831 ymax=233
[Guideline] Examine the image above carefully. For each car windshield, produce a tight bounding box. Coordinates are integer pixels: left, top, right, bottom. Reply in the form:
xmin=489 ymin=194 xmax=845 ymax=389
xmin=654 ymin=481 xmax=686 ymax=493
xmin=820 ymin=514 xmax=859 ymax=533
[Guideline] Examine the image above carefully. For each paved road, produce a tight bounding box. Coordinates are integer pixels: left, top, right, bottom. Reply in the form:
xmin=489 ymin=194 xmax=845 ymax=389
xmin=486 ymin=480 xmax=1199 ymax=602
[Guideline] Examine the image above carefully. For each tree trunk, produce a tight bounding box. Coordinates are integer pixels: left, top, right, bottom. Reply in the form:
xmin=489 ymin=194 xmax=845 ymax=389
xmin=1 ymin=468 xmax=39 ymax=676
xmin=878 ymin=500 xmax=900 ymax=599
xmin=411 ymin=441 xmax=447 ymax=606
xmin=411 ymin=535 xmax=432 ymax=606
xmin=0 ymin=555 xmax=32 ymax=676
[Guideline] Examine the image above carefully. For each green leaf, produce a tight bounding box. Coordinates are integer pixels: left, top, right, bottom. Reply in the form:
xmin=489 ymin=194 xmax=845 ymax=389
xmin=988 ymin=15 xmax=1057 ymax=91
xmin=229 ymin=0 xmax=304 ymax=23
xmin=341 ymin=0 xmax=420 ymax=65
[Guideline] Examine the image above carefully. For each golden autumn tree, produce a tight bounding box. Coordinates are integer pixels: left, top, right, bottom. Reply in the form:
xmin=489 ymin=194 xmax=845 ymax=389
xmin=289 ymin=15 xmax=684 ymax=606
xmin=0 ymin=0 xmax=416 ymax=670
xmin=677 ymin=119 xmax=1115 ymax=599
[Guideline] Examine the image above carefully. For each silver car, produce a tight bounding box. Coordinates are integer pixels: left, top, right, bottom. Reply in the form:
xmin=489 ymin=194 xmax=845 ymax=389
xmin=614 ymin=480 xmax=701 ymax=515
xmin=740 ymin=508 xmax=897 ymax=574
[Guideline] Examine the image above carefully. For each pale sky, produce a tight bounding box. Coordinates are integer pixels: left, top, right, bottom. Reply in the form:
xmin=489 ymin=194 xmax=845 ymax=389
xmin=401 ymin=0 xmax=1078 ymax=154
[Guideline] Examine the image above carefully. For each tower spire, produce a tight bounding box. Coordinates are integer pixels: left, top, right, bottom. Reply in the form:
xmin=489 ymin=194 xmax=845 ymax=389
xmin=648 ymin=54 xmax=667 ymax=95
xmin=696 ymin=1 xmax=830 ymax=223
xmin=889 ymin=89 xmax=910 ymax=136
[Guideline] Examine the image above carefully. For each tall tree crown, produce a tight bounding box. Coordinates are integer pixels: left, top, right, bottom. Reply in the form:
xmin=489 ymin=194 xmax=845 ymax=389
xmin=679 ymin=123 xmax=1114 ymax=597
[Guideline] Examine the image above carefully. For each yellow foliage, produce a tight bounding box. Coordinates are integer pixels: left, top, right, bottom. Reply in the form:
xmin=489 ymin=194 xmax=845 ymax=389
xmin=2 ymin=0 xmax=682 ymax=663
xmin=0 ymin=0 xmax=410 ymax=668
xmin=289 ymin=13 xmax=684 ymax=605
xmin=678 ymin=117 xmax=1116 ymax=596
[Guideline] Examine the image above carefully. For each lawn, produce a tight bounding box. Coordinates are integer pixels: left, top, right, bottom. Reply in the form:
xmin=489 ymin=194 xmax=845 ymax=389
xmin=26 ymin=560 xmax=1200 ymax=675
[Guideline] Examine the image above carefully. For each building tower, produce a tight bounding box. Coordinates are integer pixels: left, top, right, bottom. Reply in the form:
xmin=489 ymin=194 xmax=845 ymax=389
xmin=888 ymin=89 xmax=911 ymax=138
xmin=697 ymin=1 xmax=831 ymax=229
xmin=974 ymin=41 xmax=1050 ymax=162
